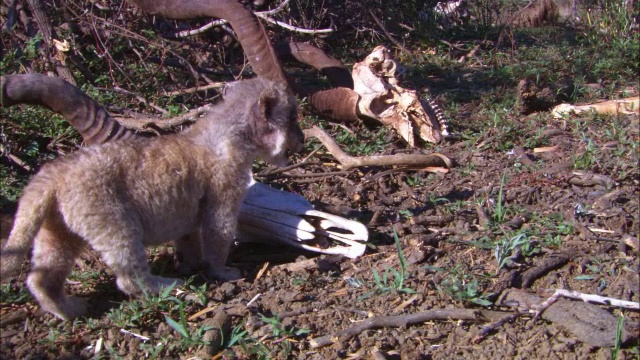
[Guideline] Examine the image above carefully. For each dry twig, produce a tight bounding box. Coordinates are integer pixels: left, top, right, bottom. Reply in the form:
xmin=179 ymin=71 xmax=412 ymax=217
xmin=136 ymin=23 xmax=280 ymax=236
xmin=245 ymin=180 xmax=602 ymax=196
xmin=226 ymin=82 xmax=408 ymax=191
xmin=113 ymin=105 xmax=213 ymax=133
xmin=173 ymin=0 xmax=332 ymax=38
xmin=472 ymin=311 xmax=525 ymax=343
xmin=368 ymin=9 xmax=412 ymax=56
xmin=535 ymin=289 xmax=640 ymax=319
xmin=164 ymin=82 xmax=225 ymax=97
xmin=0 ymin=144 xmax=33 ymax=172
xmin=309 ymin=308 xmax=509 ymax=348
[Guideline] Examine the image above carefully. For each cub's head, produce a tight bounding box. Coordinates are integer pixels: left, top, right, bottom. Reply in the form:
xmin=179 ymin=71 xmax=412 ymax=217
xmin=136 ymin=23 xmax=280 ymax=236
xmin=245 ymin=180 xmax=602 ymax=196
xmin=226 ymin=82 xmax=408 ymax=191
xmin=245 ymin=79 xmax=304 ymax=167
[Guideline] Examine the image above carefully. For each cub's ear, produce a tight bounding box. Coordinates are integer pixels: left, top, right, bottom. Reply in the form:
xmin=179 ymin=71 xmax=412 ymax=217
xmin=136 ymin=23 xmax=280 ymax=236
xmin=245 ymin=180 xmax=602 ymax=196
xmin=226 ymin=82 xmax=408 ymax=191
xmin=250 ymin=89 xmax=279 ymax=136
xmin=256 ymin=88 xmax=279 ymax=121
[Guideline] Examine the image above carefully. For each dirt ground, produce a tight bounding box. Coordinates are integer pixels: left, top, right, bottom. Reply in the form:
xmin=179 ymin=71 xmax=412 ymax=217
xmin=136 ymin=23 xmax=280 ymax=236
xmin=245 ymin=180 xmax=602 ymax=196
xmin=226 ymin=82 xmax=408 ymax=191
xmin=1 ymin=1 xmax=639 ymax=357
xmin=1 ymin=100 xmax=638 ymax=359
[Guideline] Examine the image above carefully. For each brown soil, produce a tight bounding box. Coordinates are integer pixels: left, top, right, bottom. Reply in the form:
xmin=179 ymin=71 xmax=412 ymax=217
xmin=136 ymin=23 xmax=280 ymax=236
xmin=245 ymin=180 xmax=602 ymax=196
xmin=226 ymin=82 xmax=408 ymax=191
xmin=1 ymin=104 xmax=638 ymax=359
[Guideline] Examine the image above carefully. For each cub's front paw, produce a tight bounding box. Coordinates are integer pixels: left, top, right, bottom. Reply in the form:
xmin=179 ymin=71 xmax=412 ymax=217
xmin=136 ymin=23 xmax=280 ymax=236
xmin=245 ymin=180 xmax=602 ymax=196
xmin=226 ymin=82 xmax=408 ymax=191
xmin=208 ymin=267 xmax=242 ymax=282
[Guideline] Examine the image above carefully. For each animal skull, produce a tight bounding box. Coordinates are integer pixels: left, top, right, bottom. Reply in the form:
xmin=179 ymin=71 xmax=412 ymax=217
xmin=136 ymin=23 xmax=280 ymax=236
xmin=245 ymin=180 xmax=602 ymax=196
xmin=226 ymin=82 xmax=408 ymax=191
xmin=352 ymin=46 xmax=448 ymax=146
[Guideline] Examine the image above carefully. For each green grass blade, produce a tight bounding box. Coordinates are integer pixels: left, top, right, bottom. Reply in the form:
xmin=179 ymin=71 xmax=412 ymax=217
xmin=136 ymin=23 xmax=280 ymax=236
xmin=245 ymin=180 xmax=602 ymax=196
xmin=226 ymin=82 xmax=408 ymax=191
xmin=164 ymin=315 xmax=189 ymax=339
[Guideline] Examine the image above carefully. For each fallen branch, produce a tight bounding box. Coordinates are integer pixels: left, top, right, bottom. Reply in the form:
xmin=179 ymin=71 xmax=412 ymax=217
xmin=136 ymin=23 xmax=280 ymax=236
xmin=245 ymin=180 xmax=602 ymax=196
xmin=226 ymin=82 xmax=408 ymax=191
xmin=265 ymin=171 xmax=351 ymax=179
xmin=536 ymin=289 xmax=640 ymax=314
xmin=174 ymin=19 xmax=228 ymax=38
xmin=499 ymin=288 xmax=634 ymax=347
xmin=258 ymin=15 xmax=333 ymax=34
xmin=26 ymin=0 xmax=76 ymax=85
xmin=308 ymin=308 xmax=508 ymax=348
xmin=568 ymin=171 xmax=616 ymax=189
xmin=0 ymin=143 xmax=33 ymax=172
xmin=520 ymin=252 xmax=570 ymax=288
xmin=113 ymin=105 xmax=213 ymax=132
xmin=304 ymin=126 xmax=453 ymax=171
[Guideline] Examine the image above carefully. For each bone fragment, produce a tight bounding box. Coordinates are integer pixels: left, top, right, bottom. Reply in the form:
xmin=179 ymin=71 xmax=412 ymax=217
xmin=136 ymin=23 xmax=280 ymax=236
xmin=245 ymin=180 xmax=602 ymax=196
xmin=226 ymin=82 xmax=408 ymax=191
xmin=237 ymin=182 xmax=368 ymax=259
xmin=552 ymin=97 xmax=639 ymax=118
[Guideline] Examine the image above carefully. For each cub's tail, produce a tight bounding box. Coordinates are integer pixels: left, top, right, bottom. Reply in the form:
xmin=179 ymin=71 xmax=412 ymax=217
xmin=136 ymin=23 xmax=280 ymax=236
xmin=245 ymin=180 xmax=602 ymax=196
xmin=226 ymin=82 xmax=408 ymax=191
xmin=1 ymin=180 xmax=55 ymax=281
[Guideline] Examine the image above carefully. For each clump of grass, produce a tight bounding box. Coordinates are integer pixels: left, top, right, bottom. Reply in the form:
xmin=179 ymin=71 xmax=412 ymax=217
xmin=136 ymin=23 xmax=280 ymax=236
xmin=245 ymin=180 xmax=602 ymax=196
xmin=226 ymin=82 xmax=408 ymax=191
xmin=223 ymin=314 xmax=310 ymax=359
xmin=164 ymin=299 xmax=215 ymax=351
xmin=494 ymin=232 xmax=540 ymax=272
xmin=106 ymin=281 xmax=180 ymax=329
xmin=435 ymin=270 xmax=494 ymax=307
xmin=583 ymin=0 xmax=640 ymax=81
xmin=0 ymin=283 xmax=32 ymax=304
xmin=493 ymin=172 xmax=508 ymax=224
xmin=360 ymin=227 xmax=416 ymax=299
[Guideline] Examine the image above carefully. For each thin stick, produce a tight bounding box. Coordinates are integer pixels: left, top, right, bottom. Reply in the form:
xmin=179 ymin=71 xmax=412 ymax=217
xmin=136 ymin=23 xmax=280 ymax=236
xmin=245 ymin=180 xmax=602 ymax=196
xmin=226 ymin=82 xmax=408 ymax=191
xmin=257 ymin=15 xmax=333 ymax=34
xmin=97 ymin=86 xmax=169 ymax=115
xmin=175 ymin=19 xmax=228 ymax=38
xmin=258 ymin=0 xmax=291 ymax=15
xmin=246 ymin=293 xmax=262 ymax=307
xmin=538 ymin=289 xmax=640 ymax=313
xmin=472 ymin=311 xmax=524 ymax=343
xmin=269 ymin=171 xmax=350 ymax=179
xmin=0 ymin=143 xmax=33 ymax=172
xmin=173 ymin=0 xmax=331 ymax=38
xmin=368 ymin=9 xmax=412 ymax=56
xmin=113 ymin=104 xmax=213 ymax=132
xmin=164 ymin=82 xmax=225 ymax=97
xmin=309 ymin=309 xmax=508 ymax=348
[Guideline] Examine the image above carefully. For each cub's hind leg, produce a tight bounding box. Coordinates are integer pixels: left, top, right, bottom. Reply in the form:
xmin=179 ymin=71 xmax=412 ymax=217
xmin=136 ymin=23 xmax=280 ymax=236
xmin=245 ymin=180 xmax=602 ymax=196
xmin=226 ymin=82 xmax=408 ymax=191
xmin=27 ymin=222 xmax=88 ymax=320
xmin=89 ymin=228 xmax=183 ymax=297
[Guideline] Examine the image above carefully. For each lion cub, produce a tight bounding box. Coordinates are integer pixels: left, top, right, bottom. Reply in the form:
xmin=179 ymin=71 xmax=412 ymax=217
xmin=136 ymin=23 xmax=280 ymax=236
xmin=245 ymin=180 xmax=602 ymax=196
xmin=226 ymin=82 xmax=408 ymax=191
xmin=0 ymin=77 xmax=303 ymax=320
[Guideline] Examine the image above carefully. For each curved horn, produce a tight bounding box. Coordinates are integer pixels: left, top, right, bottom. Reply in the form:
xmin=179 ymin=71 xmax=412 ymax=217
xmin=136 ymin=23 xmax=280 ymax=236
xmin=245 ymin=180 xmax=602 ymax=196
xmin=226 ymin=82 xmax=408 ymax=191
xmin=1 ymin=74 xmax=139 ymax=145
xmin=126 ymin=0 xmax=287 ymax=84
xmin=272 ymin=42 xmax=360 ymax=122
xmin=274 ymin=42 xmax=353 ymax=89
xmin=308 ymin=88 xmax=360 ymax=122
